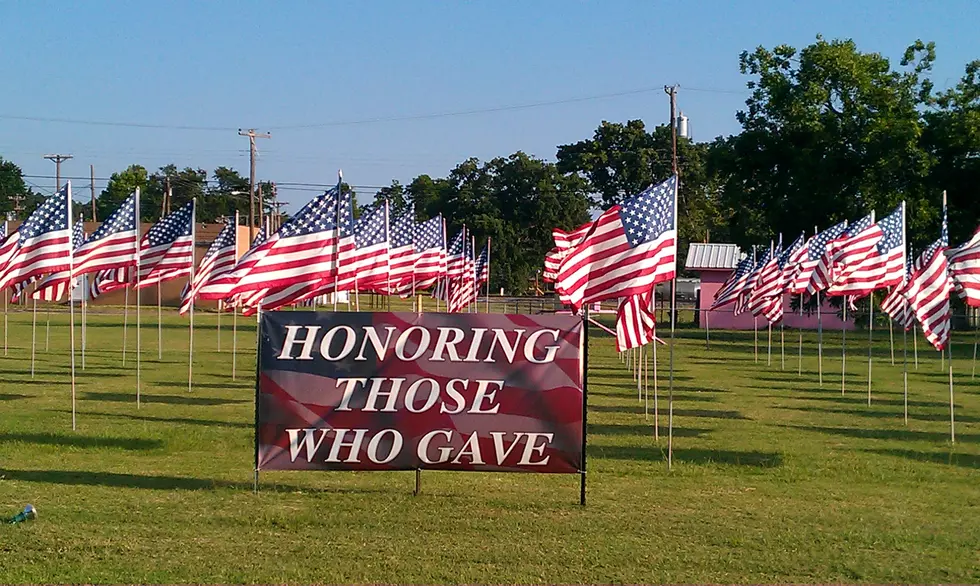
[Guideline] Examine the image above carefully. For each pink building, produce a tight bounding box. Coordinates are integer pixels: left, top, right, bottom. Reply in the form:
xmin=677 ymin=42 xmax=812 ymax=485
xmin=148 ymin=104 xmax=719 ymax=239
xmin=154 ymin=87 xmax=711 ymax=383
xmin=686 ymin=243 xmax=854 ymax=331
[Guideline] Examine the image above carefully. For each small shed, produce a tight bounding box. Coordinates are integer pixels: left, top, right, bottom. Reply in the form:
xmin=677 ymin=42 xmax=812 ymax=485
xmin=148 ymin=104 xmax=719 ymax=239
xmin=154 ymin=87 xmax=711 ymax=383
xmin=685 ymin=243 xmax=854 ymax=331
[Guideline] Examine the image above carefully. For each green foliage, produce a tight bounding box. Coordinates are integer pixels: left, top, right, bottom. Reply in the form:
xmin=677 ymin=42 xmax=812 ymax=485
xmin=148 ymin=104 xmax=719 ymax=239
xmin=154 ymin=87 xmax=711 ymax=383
xmin=0 ymin=156 xmax=42 ymax=221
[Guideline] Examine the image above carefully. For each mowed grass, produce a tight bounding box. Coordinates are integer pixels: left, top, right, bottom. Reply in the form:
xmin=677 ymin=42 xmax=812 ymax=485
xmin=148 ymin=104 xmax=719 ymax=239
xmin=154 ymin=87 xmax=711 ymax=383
xmin=1 ymin=306 xmax=979 ymax=584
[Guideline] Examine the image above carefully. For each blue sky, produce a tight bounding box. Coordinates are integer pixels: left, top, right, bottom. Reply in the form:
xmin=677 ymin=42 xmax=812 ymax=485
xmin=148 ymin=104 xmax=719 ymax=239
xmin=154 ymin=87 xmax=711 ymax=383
xmin=1 ymin=0 xmax=978 ymax=211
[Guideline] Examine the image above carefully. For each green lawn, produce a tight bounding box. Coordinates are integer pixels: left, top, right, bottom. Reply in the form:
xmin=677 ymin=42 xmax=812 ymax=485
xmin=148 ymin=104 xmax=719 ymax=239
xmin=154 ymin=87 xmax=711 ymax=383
xmin=1 ymin=307 xmax=978 ymax=583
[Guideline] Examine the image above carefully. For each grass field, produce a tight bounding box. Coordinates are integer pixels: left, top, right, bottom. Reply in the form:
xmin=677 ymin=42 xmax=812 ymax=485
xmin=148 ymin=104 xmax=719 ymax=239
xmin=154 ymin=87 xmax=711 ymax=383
xmin=1 ymin=306 xmax=978 ymax=583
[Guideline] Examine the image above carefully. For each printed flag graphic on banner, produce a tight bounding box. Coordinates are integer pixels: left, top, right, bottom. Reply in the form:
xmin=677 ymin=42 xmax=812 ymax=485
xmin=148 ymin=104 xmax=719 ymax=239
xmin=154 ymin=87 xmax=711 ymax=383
xmin=256 ymin=312 xmax=585 ymax=474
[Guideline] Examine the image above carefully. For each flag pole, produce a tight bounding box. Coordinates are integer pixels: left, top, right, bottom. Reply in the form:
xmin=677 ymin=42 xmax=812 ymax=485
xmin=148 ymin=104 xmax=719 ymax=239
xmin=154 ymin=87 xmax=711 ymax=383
xmin=667 ymin=170 xmax=678 ymax=469
xmin=653 ymin=325 xmax=659 ymax=441
xmin=841 ymin=300 xmax=847 ymax=395
xmin=232 ymin=305 xmax=238 ymax=380
xmin=333 ymin=171 xmax=342 ymax=312
xmin=972 ymin=316 xmax=977 ymax=380
xmin=798 ymin=293 xmax=804 ymax=376
xmin=637 ymin=344 xmax=643 ymax=401
xmin=948 ymin=343 xmax=955 ymax=443
xmin=157 ymin=283 xmax=162 ymax=360
xmin=817 ymin=291 xmax=824 ymax=386
xmin=188 ymin=198 xmax=196 ymax=392
xmin=122 ymin=284 xmax=129 ymax=365
xmin=67 ymin=185 xmax=77 ymax=430
xmin=486 ymin=237 xmax=491 ymax=313
xmin=81 ymin=275 xmax=87 ymax=369
xmin=3 ymin=289 xmax=7 ymax=356
xmin=30 ymin=297 xmax=37 ymax=379
xmin=903 ymin=323 xmax=908 ymax=425
xmin=867 ymin=295 xmax=874 ymax=406
xmin=136 ymin=188 xmax=142 ymax=409
xmin=754 ymin=316 xmax=759 ymax=362
xmin=913 ymin=327 xmax=919 ymax=369
xmin=45 ymin=304 xmax=50 ymax=352
xmin=780 ymin=319 xmax=785 ymax=370
xmin=217 ymin=301 xmax=222 ymax=352
xmin=767 ymin=321 xmax=772 ymax=367
xmin=889 ymin=315 xmax=895 ymax=365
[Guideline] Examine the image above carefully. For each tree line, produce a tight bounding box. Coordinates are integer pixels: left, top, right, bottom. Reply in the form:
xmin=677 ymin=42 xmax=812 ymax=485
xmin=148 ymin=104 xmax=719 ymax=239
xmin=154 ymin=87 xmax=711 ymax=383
xmin=1 ymin=37 xmax=978 ymax=294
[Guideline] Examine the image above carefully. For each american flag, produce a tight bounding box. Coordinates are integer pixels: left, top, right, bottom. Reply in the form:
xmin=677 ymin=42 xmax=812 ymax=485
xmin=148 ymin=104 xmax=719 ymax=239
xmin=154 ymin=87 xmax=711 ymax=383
xmin=0 ymin=183 xmax=73 ymax=292
xmin=198 ymin=220 xmax=271 ymax=301
xmin=735 ymin=247 xmax=770 ymax=316
xmin=750 ymin=234 xmax=806 ymax=323
xmin=903 ymin=206 xmax=952 ymax=351
xmin=881 ymin=256 xmax=915 ymax=330
xmin=339 ymin=203 xmax=389 ymax=291
xmin=615 ymin=288 xmax=656 ymax=351
xmin=387 ymin=205 xmax=416 ymax=293
xmin=0 ymin=230 xmax=20 ymax=283
xmin=133 ymin=201 xmax=195 ymax=289
xmin=475 ymin=240 xmax=490 ymax=286
xmin=413 ymin=215 xmax=445 ymax=290
xmin=806 ymin=214 xmax=881 ymax=296
xmin=948 ymin=225 xmax=980 ymax=307
xmin=71 ymin=192 xmax=138 ymax=279
xmin=179 ymin=219 xmax=237 ymax=315
xmin=787 ymin=222 xmax=848 ymax=295
xmin=827 ymin=203 xmax=905 ymax=298
xmin=32 ymin=221 xmax=86 ymax=302
xmin=545 ymin=222 xmax=593 ymax=283
xmin=556 ymin=176 xmax=677 ymax=310
xmin=711 ymin=254 xmax=753 ymax=310
xmin=747 ymin=240 xmax=782 ymax=316
xmin=222 ymin=185 xmax=349 ymax=298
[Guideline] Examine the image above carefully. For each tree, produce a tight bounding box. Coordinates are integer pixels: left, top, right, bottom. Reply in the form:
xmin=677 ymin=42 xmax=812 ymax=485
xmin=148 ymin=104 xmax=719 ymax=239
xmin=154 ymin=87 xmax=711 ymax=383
xmin=99 ymin=164 xmax=149 ymax=221
xmin=0 ymin=156 xmax=40 ymax=221
xmin=717 ymin=36 xmax=938 ymax=250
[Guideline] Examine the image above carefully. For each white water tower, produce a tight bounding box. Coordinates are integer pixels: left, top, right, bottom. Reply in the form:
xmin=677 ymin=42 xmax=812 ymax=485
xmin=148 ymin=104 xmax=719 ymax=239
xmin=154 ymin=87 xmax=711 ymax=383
xmin=676 ymin=112 xmax=690 ymax=139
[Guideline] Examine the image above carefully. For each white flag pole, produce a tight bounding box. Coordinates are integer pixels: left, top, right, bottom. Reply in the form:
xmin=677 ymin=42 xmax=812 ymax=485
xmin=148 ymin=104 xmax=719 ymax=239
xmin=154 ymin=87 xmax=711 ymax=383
xmin=67 ymin=183 xmax=77 ymax=430
xmin=653 ymin=324 xmax=659 ymax=441
xmin=188 ymin=198 xmax=196 ymax=392
xmin=3 ymin=288 xmax=7 ymax=356
xmin=157 ymin=283 xmax=162 ymax=360
xmin=232 ymin=305 xmax=238 ymax=380
xmin=817 ymin=290 xmax=824 ymax=386
xmin=135 ymin=187 xmax=142 ymax=408
xmin=798 ymin=293 xmax=804 ymax=376
xmin=867 ymin=296 xmax=874 ymax=405
xmin=45 ymin=303 xmax=50 ymax=352
xmin=81 ymin=274 xmax=87 ymax=369
xmin=903 ymin=323 xmax=909 ymax=425
xmin=217 ymin=300 xmax=222 ymax=352
xmin=667 ymin=175 xmax=678 ymax=471
xmin=841 ymin=300 xmax=847 ymax=395
xmin=486 ymin=237 xmax=491 ymax=313
xmin=30 ymin=295 xmax=37 ymax=379
xmin=122 ymin=284 xmax=129 ymax=365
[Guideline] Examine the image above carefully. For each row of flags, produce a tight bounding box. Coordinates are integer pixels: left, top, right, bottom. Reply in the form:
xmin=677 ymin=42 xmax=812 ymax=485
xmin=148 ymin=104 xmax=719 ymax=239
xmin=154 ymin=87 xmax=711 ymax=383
xmin=0 ymin=178 xmax=492 ymax=316
xmin=542 ymin=176 xmax=679 ymax=352
xmin=707 ymin=197 xmax=980 ymax=352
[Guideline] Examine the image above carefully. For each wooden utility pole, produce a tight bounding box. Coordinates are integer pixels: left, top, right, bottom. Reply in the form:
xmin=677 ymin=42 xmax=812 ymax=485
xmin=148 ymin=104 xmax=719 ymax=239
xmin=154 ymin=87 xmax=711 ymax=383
xmin=164 ymin=176 xmax=172 ymax=217
xmin=44 ymin=154 xmax=73 ymax=192
xmin=238 ymin=128 xmax=271 ymax=240
xmin=90 ymin=164 xmax=97 ymax=221
xmin=270 ymin=182 xmax=280 ymax=230
xmin=665 ymin=85 xmax=679 ymax=176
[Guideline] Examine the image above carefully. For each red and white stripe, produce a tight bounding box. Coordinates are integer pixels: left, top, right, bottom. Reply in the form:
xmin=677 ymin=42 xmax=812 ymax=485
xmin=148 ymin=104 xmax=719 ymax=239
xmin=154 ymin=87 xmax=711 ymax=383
xmin=904 ymin=241 xmax=952 ymax=351
xmin=807 ymin=217 xmax=882 ymax=295
xmin=615 ymin=289 xmax=655 ymax=351
xmin=948 ymin=226 xmax=980 ymax=307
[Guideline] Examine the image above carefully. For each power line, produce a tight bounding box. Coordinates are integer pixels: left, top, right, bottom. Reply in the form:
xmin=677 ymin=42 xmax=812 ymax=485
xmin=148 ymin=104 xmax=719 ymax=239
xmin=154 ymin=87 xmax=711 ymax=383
xmin=0 ymin=84 xmax=749 ymax=133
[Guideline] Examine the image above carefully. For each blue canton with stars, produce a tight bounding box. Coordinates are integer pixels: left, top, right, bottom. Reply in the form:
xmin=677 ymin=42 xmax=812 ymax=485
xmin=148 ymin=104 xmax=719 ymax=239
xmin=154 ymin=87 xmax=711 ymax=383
xmin=777 ymin=233 xmax=806 ymax=269
xmin=390 ymin=206 xmax=415 ymax=248
xmin=414 ymin=216 xmax=443 ymax=250
xmin=20 ymin=184 xmax=69 ymax=239
xmin=353 ymin=204 xmax=388 ymax=249
xmin=85 ymin=193 xmax=136 ymax=244
xmin=807 ymin=221 xmax=848 ymax=261
xmin=447 ymin=229 xmax=465 ymax=257
xmin=277 ymin=188 xmax=342 ymax=239
xmin=874 ymin=204 xmax=904 ymax=254
xmin=619 ymin=175 xmax=676 ymax=248
xmin=201 ymin=221 xmax=236 ymax=262
xmin=145 ymin=201 xmax=193 ymax=247
xmin=71 ymin=221 xmax=85 ymax=250
xmin=843 ymin=214 xmax=875 ymax=239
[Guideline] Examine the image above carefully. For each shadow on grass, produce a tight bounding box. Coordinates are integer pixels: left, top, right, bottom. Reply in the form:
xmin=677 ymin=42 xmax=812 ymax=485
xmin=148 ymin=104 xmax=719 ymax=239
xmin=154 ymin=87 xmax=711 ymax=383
xmin=757 ymin=393 xmax=944 ymax=409
xmin=589 ymin=423 xmax=710 ymax=438
xmin=863 ymin=448 xmax=980 ymax=469
xmin=589 ymin=388 xmax=719 ymax=402
xmin=82 ymin=390 xmax=247 ymax=406
xmin=779 ymin=404 xmax=980 ymax=424
xmin=155 ymin=381 xmax=250 ymax=391
xmin=779 ymin=424 xmax=970 ymax=444
xmin=0 ymin=432 xmax=163 ymax=451
xmin=588 ymin=405 xmax=747 ymax=419
xmin=596 ymin=444 xmax=783 ymax=467
xmin=48 ymin=408 xmax=251 ymax=429
xmin=0 ymin=393 xmax=29 ymax=401
xmin=0 ymin=468 xmax=398 ymax=494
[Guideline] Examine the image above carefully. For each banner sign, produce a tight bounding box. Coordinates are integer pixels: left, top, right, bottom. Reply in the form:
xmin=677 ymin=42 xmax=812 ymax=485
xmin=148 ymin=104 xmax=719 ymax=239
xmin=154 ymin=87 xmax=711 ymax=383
xmin=256 ymin=312 xmax=585 ymax=474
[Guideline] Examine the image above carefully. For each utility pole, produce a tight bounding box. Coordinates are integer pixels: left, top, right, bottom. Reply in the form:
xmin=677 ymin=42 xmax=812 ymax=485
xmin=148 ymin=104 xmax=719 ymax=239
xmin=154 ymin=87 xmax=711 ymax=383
xmin=11 ymin=193 xmax=24 ymax=219
xmin=164 ymin=176 xmax=172 ymax=217
xmin=90 ymin=164 xmax=97 ymax=221
xmin=664 ymin=85 xmax=679 ymax=176
xmin=238 ymin=128 xmax=271 ymax=240
xmin=44 ymin=154 xmax=73 ymax=192
xmin=271 ymin=182 xmax=280 ymax=230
